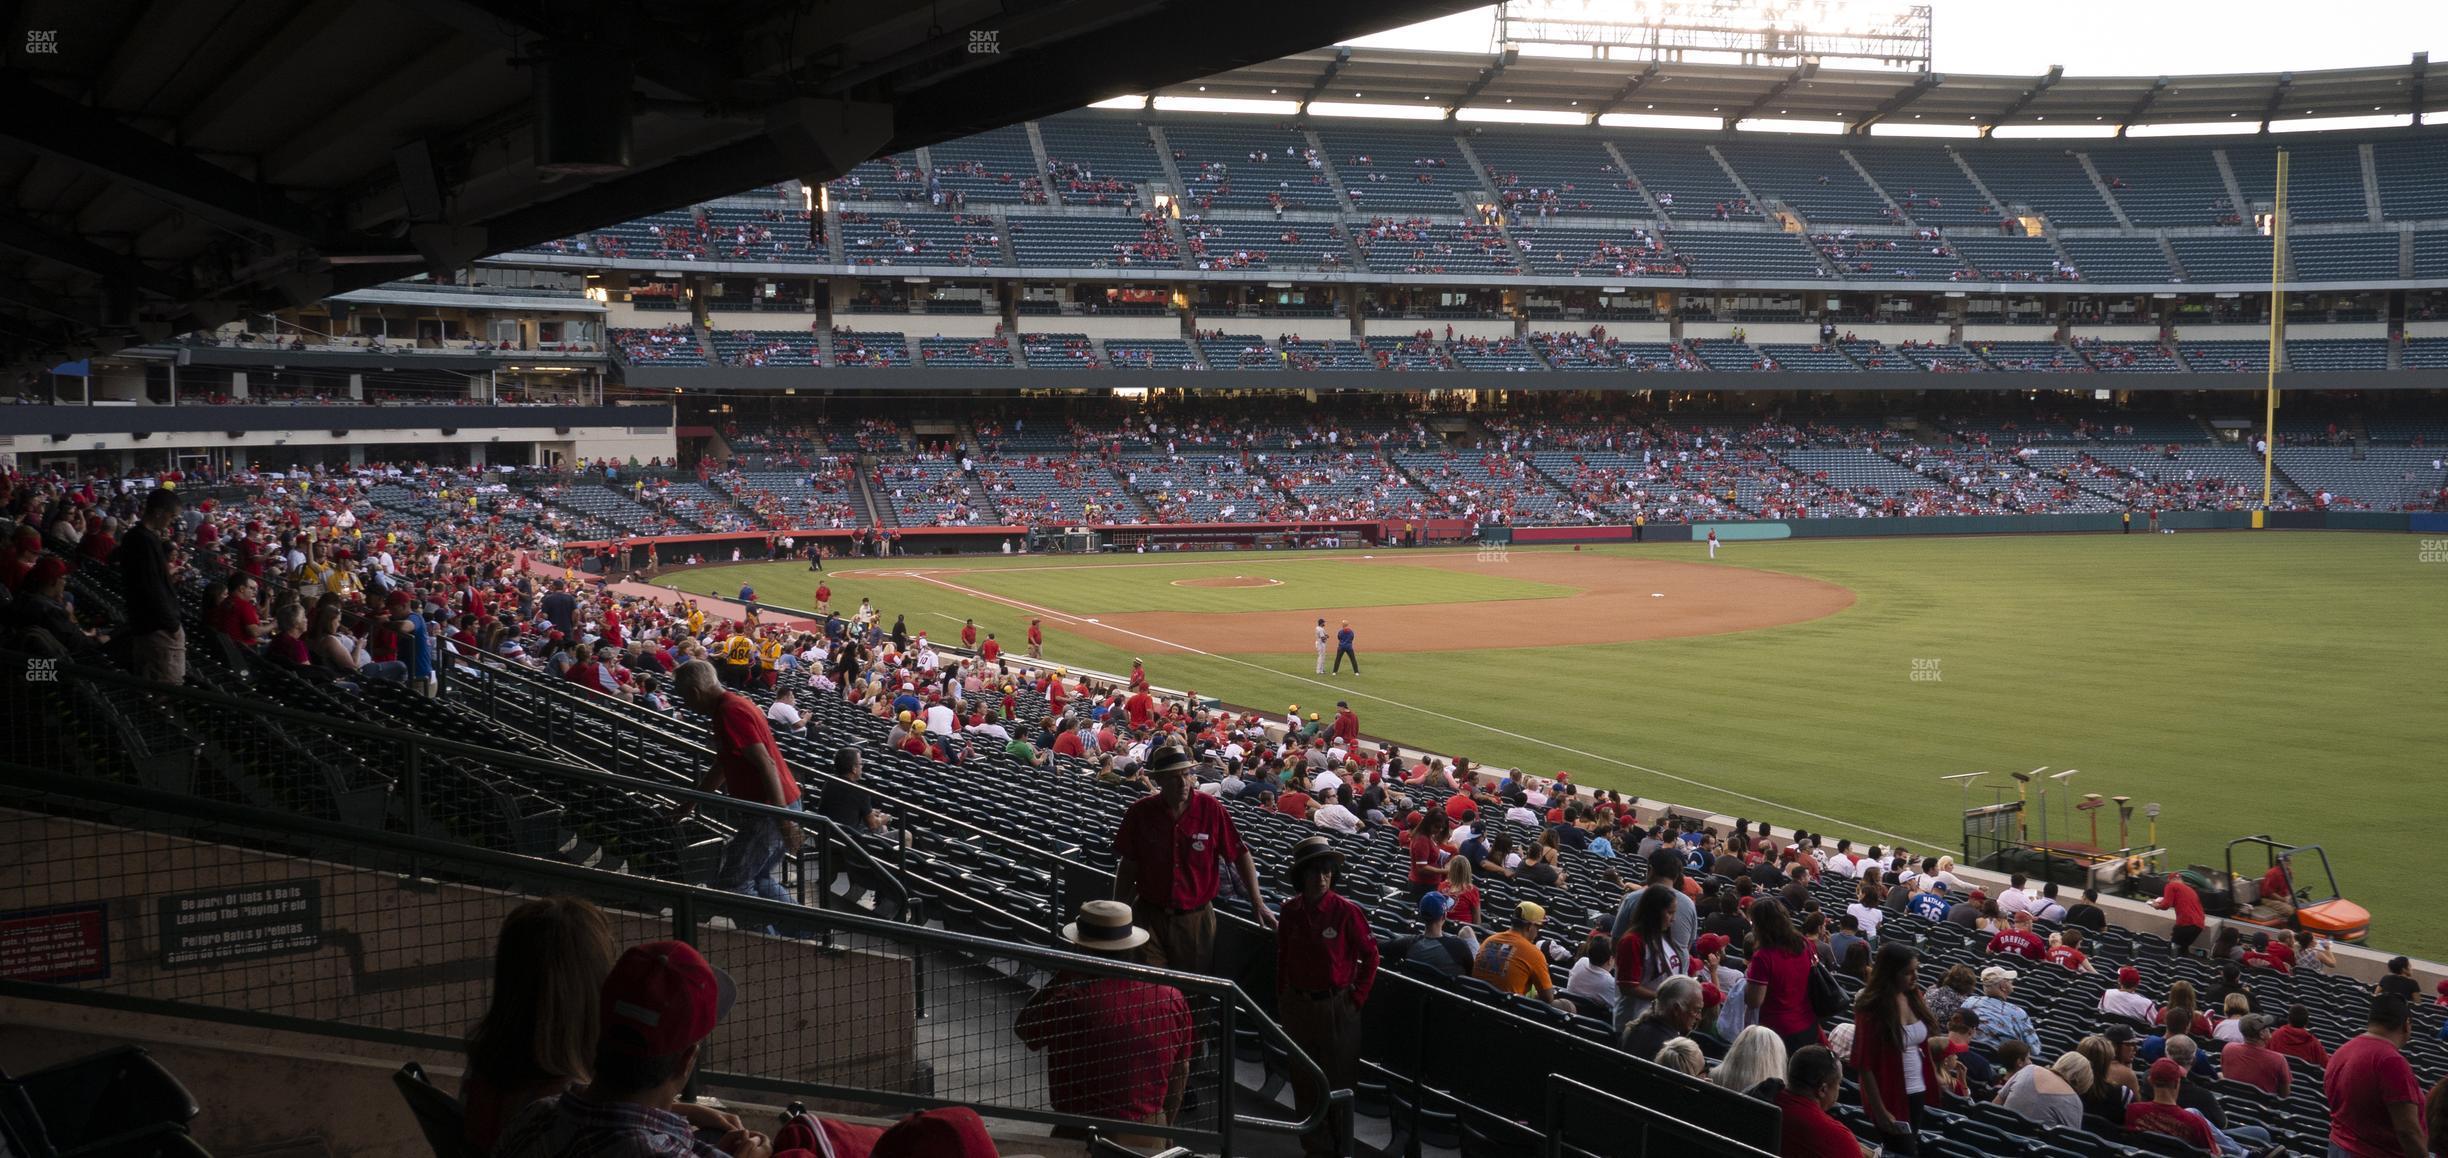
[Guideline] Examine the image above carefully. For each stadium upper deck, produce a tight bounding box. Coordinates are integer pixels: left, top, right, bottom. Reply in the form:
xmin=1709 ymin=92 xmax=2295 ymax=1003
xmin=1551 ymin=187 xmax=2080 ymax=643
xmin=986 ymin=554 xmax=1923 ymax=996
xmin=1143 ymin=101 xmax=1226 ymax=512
xmin=499 ymin=107 xmax=2448 ymax=294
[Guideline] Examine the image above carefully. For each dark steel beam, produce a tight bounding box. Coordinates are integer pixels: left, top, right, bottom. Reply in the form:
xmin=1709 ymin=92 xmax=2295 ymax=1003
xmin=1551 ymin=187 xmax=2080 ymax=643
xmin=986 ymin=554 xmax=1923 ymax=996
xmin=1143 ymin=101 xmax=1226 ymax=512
xmin=0 ymin=75 xmax=331 ymax=245
xmin=1849 ymin=72 xmax=1942 ymax=134
xmin=0 ymin=210 xmax=190 ymax=300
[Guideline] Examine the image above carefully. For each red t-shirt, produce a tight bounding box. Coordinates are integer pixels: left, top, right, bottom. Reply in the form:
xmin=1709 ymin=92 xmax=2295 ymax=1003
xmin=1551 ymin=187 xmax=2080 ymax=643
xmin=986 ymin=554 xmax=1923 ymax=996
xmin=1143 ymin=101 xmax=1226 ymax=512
xmin=1014 ymin=976 xmax=1194 ymax=1122
xmin=710 ymin=693 xmax=796 ymax=807
xmin=2324 ymin=1034 xmax=2423 ymax=1158
xmin=1439 ymin=883 xmax=1480 ymax=926
xmin=2045 ymin=945 xmax=2089 ymax=972
xmin=1406 ymin=833 xmax=1448 ymax=886
xmin=2260 ymin=864 xmax=2291 ymax=901
xmin=1051 ymin=731 xmax=1086 ymax=758
xmin=2263 ymin=940 xmax=2297 ymax=973
xmin=1124 ymin=691 xmax=1155 ymax=729
xmin=1113 ymin=791 xmax=1246 ymax=912
xmin=2124 ymin=1102 xmax=2218 ymax=1152
xmin=980 ymin=639 xmax=1000 ymax=663
xmin=1276 ymin=791 xmax=1314 ymax=821
xmin=1745 ymin=943 xmax=1818 ymax=1036
xmin=2221 ymin=1041 xmax=2291 ymax=1096
xmin=2160 ymin=879 xmax=2205 ymax=927
xmin=1987 ymin=929 xmax=2048 ymax=961
xmin=1442 ymin=794 xmax=1476 ymax=824
xmin=214 ymin=596 xmax=262 ymax=644
xmin=1775 ymin=1090 xmax=1862 ymax=1158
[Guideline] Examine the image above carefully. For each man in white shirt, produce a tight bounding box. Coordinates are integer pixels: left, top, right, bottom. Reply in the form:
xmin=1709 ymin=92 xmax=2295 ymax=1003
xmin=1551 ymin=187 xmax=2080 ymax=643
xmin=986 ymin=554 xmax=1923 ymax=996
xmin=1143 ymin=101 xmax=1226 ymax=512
xmin=2028 ymin=882 xmax=2068 ymax=923
xmin=2098 ymin=966 xmax=2160 ymax=1023
xmin=1313 ymin=789 xmax=1363 ymax=834
xmin=922 ymin=699 xmax=956 ymax=736
xmin=765 ymin=688 xmax=807 ymax=735
xmin=1998 ymin=873 xmax=2033 ymax=917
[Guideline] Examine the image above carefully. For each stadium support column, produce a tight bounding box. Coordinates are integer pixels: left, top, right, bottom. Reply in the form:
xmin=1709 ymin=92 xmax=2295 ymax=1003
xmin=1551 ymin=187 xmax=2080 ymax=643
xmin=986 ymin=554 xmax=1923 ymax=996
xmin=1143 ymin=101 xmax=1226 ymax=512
xmin=229 ymin=371 xmax=247 ymax=401
xmin=348 ymin=373 xmax=363 ymax=401
xmin=469 ymin=444 xmax=487 ymax=469
xmin=348 ymin=444 xmax=367 ymax=468
xmin=2261 ymin=149 xmax=2289 ymax=514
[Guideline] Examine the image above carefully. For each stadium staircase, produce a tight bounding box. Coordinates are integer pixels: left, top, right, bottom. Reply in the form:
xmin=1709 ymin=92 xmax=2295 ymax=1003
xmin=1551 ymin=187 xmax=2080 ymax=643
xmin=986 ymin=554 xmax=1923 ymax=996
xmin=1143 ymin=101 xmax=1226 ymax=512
xmin=1841 ymin=149 xmax=1912 ymax=226
xmin=1945 ymin=147 xmax=2013 ymax=218
xmin=2074 ymin=154 xmax=2138 ymax=228
xmin=1702 ymin=144 xmax=1769 ymax=220
xmin=1599 ymin=141 xmax=1672 ymax=218
xmin=1144 ymin=124 xmax=1190 ymax=203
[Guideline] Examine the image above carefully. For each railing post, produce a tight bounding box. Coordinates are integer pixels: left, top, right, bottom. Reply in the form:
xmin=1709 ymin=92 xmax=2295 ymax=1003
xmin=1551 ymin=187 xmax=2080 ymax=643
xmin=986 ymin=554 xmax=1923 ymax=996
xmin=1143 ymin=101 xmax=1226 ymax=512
xmin=1217 ymin=993 xmax=1237 ymax=1158
xmin=401 ymin=739 xmax=422 ymax=839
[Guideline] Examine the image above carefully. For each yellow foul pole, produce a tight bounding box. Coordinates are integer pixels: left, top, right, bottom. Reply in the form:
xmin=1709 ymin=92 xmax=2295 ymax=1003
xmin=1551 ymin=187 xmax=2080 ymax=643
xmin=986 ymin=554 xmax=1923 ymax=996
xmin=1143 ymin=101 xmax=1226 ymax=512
xmin=2262 ymin=149 xmax=2288 ymax=510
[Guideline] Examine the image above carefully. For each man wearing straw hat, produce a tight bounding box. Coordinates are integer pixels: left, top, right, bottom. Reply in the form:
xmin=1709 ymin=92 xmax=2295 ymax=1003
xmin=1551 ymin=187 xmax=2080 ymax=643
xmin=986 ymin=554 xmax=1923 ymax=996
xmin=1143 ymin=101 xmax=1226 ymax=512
xmin=1113 ymin=746 xmax=1274 ymax=973
xmin=1275 ymin=835 xmax=1377 ymax=1157
xmin=1016 ymin=900 xmax=1197 ymax=1146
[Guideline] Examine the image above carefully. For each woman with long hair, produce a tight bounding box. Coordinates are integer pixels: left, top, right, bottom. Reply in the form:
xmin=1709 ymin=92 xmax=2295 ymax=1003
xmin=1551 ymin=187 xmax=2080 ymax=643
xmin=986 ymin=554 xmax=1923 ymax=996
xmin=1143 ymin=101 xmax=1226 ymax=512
xmin=1439 ymin=856 xmax=1481 ymax=927
xmin=1712 ymin=1025 xmax=1789 ymax=1100
xmin=2163 ymin=979 xmax=2212 ymax=1038
xmin=1614 ymin=884 xmax=1682 ymax=1031
xmin=1742 ymin=898 xmax=1821 ymax=1053
xmin=1406 ymin=809 xmax=1451 ymax=894
xmin=461 ymin=898 xmax=619 ymax=1151
xmin=1850 ymin=941 xmax=1940 ymax=1153
xmin=2074 ymin=1034 xmax=2135 ymax=1122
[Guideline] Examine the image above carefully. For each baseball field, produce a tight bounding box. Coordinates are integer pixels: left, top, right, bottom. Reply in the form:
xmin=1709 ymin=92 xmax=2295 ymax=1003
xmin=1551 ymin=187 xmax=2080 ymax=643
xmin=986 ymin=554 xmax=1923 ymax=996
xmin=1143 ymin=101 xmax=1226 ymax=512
xmin=668 ymin=533 xmax=2448 ymax=960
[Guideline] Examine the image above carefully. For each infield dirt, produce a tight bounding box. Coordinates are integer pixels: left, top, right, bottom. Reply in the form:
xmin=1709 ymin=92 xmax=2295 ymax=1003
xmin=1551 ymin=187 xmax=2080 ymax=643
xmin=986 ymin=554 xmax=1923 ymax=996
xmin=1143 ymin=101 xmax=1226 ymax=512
xmin=894 ymin=552 xmax=1854 ymax=654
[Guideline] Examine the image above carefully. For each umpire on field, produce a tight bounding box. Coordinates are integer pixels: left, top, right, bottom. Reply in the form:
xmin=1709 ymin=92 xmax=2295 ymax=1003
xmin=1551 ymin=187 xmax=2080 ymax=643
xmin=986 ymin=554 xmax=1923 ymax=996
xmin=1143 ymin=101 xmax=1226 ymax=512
xmin=1112 ymin=746 xmax=1276 ymax=971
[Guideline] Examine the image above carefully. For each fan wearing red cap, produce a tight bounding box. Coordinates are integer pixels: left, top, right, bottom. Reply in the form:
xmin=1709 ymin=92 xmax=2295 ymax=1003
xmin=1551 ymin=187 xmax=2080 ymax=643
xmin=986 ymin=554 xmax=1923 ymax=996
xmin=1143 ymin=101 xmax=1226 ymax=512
xmin=9 ymin=555 xmax=104 ymax=653
xmin=2123 ymin=1058 xmax=2219 ymax=1152
xmin=495 ymin=941 xmax=791 ymax=1158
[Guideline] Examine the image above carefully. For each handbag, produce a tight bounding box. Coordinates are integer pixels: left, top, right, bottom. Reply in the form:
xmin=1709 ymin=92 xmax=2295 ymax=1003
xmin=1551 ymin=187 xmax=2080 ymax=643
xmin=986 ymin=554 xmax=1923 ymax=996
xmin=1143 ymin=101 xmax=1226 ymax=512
xmin=1806 ymin=953 xmax=1848 ymax=1020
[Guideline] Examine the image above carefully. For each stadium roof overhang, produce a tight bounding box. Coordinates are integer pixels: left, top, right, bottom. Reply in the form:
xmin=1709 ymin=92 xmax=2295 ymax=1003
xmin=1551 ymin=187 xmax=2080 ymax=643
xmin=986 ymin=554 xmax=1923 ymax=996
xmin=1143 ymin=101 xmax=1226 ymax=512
xmin=1147 ymin=46 xmax=2448 ymax=133
xmin=0 ymin=0 xmax=1479 ymax=376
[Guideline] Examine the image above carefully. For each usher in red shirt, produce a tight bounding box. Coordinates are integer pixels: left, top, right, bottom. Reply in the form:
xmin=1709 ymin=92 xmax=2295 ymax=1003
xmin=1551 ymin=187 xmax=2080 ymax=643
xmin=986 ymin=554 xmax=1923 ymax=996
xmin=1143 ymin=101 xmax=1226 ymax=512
xmin=1114 ymin=791 xmax=1245 ymax=912
xmin=1276 ymin=888 xmax=1378 ymax=1004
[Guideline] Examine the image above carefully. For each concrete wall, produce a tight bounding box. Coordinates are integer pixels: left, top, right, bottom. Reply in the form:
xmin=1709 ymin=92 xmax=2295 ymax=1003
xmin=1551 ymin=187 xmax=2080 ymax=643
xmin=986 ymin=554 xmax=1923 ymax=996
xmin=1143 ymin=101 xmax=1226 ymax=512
xmin=1526 ymin=320 xmax=1672 ymax=342
xmin=2071 ymin=325 xmax=2165 ymax=342
xmin=1684 ymin=322 xmax=1824 ymax=343
xmin=1363 ymin=318 xmax=1515 ymax=341
xmin=0 ymin=809 xmax=914 ymax=1096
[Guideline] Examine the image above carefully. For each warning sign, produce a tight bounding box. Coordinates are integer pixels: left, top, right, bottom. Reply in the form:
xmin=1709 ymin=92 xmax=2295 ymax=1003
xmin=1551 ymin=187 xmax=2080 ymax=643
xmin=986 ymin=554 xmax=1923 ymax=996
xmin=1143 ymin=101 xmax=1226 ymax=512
xmin=157 ymin=880 xmax=322 ymax=969
xmin=0 ymin=904 xmax=110 ymax=984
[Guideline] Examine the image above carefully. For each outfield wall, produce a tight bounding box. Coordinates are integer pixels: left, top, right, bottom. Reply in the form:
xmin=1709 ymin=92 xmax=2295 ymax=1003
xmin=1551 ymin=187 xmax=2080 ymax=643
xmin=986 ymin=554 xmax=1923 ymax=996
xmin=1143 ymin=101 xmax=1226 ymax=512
xmin=1484 ymin=510 xmax=2430 ymax=543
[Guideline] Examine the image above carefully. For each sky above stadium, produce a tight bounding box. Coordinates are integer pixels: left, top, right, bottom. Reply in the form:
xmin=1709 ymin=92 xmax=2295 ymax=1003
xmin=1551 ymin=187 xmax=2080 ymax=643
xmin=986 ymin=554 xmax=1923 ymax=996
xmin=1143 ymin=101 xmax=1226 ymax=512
xmin=1351 ymin=2 xmax=2448 ymax=77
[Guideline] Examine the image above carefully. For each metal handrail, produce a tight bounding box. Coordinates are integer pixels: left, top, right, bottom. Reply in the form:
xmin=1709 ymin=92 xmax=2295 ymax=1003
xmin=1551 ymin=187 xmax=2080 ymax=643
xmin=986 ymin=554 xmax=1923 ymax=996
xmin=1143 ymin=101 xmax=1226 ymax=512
xmin=0 ymin=764 xmax=1344 ymax=1146
xmin=456 ymin=648 xmax=1100 ymax=873
xmin=1 ymin=649 xmax=1026 ymax=934
xmin=1541 ymin=1074 xmax=1780 ymax=1158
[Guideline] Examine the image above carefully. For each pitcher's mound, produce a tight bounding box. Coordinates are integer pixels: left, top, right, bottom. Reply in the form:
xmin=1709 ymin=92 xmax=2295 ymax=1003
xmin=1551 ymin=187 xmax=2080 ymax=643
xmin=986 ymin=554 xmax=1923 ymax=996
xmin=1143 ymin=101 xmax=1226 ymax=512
xmin=1173 ymin=576 xmax=1282 ymax=589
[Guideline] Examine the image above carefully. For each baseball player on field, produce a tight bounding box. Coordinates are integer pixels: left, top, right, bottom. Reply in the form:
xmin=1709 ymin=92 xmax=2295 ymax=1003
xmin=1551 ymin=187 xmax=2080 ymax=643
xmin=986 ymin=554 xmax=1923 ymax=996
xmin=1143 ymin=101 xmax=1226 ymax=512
xmin=1314 ymin=617 xmax=1329 ymax=674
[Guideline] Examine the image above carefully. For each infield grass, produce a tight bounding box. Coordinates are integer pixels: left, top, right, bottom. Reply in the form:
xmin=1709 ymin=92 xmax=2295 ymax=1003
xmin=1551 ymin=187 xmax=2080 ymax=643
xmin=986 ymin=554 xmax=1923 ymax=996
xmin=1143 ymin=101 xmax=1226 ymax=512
xmin=674 ymin=534 xmax=2448 ymax=959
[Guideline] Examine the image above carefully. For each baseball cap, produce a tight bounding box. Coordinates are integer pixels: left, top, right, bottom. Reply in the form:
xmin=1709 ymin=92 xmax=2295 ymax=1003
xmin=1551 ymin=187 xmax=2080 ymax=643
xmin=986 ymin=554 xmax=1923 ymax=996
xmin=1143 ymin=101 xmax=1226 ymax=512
xmin=1694 ymin=932 xmax=1730 ymax=959
xmin=1515 ymin=901 xmax=1546 ymax=924
xmin=1700 ymin=981 xmax=1725 ymax=1007
xmin=2103 ymin=1024 xmax=2138 ymax=1045
xmin=2118 ymin=966 xmax=2142 ymax=986
xmin=599 ymin=940 xmax=735 ymax=1057
xmin=1979 ymin=965 xmax=2018 ymax=987
xmin=2147 ymin=1058 xmax=2186 ymax=1088
xmin=1418 ymin=891 xmax=1452 ymax=921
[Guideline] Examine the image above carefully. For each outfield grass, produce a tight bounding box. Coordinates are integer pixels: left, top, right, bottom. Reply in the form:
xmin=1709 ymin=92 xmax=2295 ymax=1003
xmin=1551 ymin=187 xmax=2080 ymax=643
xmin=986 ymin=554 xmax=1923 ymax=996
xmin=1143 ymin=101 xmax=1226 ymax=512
xmin=675 ymin=534 xmax=2448 ymax=959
